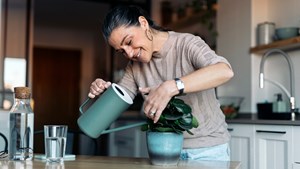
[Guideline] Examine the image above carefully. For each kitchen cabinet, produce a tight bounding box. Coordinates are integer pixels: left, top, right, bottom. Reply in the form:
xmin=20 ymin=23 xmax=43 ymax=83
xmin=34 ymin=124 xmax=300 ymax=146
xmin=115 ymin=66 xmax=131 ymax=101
xmin=255 ymin=125 xmax=293 ymax=169
xmin=293 ymin=164 xmax=300 ymax=169
xmin=228 ymin=124 xmax=255 ymax=169
xmin=228 ymin=123 xmax=299 ymax=169
xmin=293 ymin=127 xmax=300 ymax=166
xmin=250 ymin=36 xmax=300 ymax=54
xmin=108 ymin=120 xmax=148 ymax=158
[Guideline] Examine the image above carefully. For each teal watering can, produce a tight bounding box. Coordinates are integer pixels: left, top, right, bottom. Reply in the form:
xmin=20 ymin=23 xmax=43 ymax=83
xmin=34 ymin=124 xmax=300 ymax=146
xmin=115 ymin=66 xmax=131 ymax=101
xmin=78 ymin=83 xmax=146 ymax=138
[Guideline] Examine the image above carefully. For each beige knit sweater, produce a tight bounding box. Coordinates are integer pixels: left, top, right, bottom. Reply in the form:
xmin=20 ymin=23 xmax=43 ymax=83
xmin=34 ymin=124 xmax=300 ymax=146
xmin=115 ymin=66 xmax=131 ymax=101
xmin=118 ymin=31 xmax=231 ymax=148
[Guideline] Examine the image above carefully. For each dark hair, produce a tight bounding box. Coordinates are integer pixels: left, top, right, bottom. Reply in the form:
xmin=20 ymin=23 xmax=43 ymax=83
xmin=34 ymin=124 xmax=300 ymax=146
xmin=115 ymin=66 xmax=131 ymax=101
xmin=102 ymin=5 xmax=167 ymax=41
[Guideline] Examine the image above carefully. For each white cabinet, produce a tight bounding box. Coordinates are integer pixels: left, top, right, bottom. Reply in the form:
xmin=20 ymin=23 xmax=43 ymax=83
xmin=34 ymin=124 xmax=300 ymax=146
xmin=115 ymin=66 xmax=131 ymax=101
xmin=228 ymin=124 xmax=255 ymax=169
xmin=255 ymin=125 xmax=293 ymax=169
xmin=108 ymin=120 xmax=148 ymax=158
xmin=293 ymin=164 xmax=300 ymax=169
xmin=228 ymin=123 xmax=298 ymax=169
xmin=293 ymin=126 xmax=300 ymax=167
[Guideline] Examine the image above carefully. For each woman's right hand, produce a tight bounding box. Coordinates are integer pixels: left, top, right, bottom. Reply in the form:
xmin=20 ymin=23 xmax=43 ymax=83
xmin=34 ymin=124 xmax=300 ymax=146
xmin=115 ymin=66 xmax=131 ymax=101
xmin=88 ymin=78 xmax=112 ymax=98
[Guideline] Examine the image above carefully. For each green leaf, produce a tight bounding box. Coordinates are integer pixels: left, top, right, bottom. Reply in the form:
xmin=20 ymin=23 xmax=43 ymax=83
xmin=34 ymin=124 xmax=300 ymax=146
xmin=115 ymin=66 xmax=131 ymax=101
xmin=178 ymin=113 xmax=193 ymax=126
xmin=192 ymin=116 xmax=199 ymax=128
xmin=158 ymin=114 xmax=166 ymax=121
xmin=170 ymin=98 xmax=192 ymax=114
xmin=141 ymin=124 xmax=149 ymax=131
xmin=170 ymin=125 xmax=183 ymax=134
xmin=186 ymin=130 xmax=194 ymax=135
xmin=143 ymin=97 xmax=199 ymax=135
xmin=177 ymin=122 xmax=192 ymax=130
xmin=175 ymin=104 xmax=192 ymax=114
xmin=164 ymin=112 xmax=182 ymax=120
xmin=174 ymin=120 xmax=190 ymax=130
xmin=171 ymin=98 xmax=185 ymax=104
xmin=155 ymin=127 xmax=174 ymax=132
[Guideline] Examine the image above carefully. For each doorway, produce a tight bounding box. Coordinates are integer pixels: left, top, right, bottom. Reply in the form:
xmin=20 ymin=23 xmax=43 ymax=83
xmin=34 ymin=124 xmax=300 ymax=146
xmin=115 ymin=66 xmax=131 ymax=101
xmin=32 ymin=47 xmax=81 ymax=154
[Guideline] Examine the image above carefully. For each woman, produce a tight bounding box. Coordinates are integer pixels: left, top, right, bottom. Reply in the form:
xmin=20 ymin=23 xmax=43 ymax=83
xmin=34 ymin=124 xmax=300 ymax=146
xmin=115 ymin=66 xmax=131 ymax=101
xmin=88 ymin=5 xmax=234 ymax=161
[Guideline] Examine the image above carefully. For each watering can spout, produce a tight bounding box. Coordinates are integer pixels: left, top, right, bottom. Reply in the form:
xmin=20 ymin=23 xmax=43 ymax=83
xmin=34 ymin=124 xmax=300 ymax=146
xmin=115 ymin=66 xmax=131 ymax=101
xmin=77 ymin=83 xmax=146 ymax=138
xmin=100 ymin=121 xmax=147 ymax=135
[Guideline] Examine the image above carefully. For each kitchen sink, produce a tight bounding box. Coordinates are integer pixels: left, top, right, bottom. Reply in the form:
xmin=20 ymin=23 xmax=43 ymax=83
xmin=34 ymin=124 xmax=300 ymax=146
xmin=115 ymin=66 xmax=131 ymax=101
xmin=257 ymin=112 xmax=292 ymax=120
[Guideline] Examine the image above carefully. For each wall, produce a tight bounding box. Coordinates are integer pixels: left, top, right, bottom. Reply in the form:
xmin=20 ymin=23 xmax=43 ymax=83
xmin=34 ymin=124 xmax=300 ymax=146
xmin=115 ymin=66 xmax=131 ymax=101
xmin=151 ymin=0 xmax=214 ymax=45
xmin=251 ymin=0 xmax=300 ymax=111
xmin=217 ymin=0 xmax=300 ymax=113
xmin=0 ymin=0 xmax=3 ymax=90
xmin=1 ymin=0 xmax=31 ymax=94
xmin=0 ymin=0 xmax=32 ymax=153
xmin=217 ymin=0 xmax=252 ymax=112
xmin=34 ymin=26 xmax=107 ymax=103
xmin=33 ymin=1 xmax=110 ymax=103
xmin=5 ymin=0 xmax=27 ymax=58
xmin=34 ymin=4 xmax=110 ymax=154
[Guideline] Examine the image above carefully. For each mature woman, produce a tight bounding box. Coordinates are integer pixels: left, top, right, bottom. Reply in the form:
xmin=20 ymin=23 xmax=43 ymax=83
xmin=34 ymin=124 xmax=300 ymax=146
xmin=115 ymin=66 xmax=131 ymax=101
xmin=88 ymin=5 xmax=234 ymax=161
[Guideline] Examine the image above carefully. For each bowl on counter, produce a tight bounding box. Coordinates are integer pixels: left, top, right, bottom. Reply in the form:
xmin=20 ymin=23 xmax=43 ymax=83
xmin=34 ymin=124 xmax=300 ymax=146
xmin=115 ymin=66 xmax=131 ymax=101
xmin=275 ymin=27 xmax=299 ymax=40
xmin=218 ymin=96 xmax=244 ymax=119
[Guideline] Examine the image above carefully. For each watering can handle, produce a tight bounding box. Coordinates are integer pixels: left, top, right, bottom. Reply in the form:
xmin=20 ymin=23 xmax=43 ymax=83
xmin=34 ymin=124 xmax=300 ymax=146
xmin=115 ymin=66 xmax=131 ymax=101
xmin=79 ymin=98 xmax=91 ymax=115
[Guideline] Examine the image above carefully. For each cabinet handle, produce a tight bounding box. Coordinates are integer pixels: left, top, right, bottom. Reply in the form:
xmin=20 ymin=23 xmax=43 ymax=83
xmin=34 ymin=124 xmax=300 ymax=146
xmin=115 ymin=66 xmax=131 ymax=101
xmin=256 ymin=130 xmax=286 ymax=134
xmin=227 ymin=128 xmax=234 ymax=132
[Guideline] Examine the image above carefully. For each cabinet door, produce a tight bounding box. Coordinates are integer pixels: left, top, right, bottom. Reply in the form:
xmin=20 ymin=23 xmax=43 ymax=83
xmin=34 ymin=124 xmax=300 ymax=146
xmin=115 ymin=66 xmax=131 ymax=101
xmin=109 ymin=120 xmax=148 ymax=158
xmin=293 ymin=126 xmax=300 ymax=165
xmin=228 ymin=124 xmax=255 ymax=169
xmin=293 ymin=163 xmax=300 ymax=169
xmin=255 ymin=125 xmax=293 ymax=169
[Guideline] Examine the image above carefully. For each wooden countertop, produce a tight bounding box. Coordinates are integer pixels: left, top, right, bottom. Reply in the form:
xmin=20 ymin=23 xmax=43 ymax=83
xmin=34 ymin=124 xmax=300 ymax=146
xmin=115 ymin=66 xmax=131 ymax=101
xmin=0 ymin=155 xmax=241 ymax=169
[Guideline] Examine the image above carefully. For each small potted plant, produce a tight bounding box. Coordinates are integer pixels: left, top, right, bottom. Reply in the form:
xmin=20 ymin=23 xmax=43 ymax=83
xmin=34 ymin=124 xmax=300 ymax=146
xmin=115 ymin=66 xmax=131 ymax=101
xmin=141 ymin=97 xmax=199 ymax=166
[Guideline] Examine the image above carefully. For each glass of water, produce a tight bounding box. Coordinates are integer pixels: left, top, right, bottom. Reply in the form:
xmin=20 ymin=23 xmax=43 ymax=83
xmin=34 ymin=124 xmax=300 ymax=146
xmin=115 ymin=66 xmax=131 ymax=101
xmin=44 ymin=125 xmax=68 ymax=163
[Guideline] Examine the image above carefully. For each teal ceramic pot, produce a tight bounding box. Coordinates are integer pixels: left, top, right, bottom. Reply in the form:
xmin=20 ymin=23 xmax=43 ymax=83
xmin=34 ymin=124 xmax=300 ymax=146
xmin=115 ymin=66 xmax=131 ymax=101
xmin=146 ymin=131 xmax=183 ymax=166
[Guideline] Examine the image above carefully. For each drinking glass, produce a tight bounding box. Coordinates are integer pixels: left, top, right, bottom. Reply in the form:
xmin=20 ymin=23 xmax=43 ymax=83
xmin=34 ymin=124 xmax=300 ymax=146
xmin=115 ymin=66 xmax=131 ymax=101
xmin=44 ymin=125 xmax=68 ymax=163
xmin=45 ymin=162 xmax=65 ymax=169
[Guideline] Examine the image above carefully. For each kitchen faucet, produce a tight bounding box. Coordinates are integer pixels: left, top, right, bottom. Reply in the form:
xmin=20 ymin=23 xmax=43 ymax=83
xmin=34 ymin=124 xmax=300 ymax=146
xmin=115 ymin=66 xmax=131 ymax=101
xmin=259 ymin=48 xmax=296 ymax=120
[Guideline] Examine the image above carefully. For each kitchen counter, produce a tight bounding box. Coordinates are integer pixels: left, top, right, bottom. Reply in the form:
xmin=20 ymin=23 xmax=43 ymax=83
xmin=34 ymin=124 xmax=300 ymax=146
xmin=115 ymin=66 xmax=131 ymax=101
xmin=120 ymin=111 xmax=300 ymax=126
xmin=0 ymin=155 xmax=241 ymax=169
xmin=226 ymin=113 xmax=300 ymax=126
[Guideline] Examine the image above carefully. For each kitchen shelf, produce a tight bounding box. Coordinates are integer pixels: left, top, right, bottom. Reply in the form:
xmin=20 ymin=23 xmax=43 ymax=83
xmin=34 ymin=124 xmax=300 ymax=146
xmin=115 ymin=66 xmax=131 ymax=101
xmin=250 ymin=36 xmax=300 ymax=54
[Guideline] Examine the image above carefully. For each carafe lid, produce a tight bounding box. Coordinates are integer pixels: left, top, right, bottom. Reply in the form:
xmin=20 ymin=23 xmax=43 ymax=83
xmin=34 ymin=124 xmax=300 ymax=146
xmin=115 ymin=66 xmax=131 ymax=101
xmin=14 ymin=87 xmax=31 ymax=99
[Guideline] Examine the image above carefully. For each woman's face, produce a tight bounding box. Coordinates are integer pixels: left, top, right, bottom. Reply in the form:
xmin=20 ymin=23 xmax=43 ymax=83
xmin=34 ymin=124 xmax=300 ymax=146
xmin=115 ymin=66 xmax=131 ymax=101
xmin=108 ymin=17 xmax=153 ymax=63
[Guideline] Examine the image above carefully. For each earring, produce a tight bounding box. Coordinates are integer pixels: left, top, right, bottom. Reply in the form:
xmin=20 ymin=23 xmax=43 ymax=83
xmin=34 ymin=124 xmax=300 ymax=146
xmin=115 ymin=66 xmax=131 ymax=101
xmin=145 ymin=29 xmax=153 ymax=41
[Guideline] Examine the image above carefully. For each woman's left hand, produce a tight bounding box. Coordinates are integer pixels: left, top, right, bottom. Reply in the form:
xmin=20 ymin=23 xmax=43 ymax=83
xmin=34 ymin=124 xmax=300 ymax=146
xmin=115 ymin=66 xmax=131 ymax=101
xmin=139 ymin=80 xmax=178 ymax=123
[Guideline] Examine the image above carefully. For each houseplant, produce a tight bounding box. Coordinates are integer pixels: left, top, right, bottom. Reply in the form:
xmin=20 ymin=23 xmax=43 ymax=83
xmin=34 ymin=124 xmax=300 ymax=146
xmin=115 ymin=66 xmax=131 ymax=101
xmin=141 ymin=97 xmax=199 ymax=166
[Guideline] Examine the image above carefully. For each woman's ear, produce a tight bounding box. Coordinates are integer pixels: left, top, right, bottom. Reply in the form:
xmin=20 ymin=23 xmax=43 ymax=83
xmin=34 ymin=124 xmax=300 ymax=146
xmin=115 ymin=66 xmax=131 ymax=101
xmin=138 ymin=16 xmax=149 ymax=29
